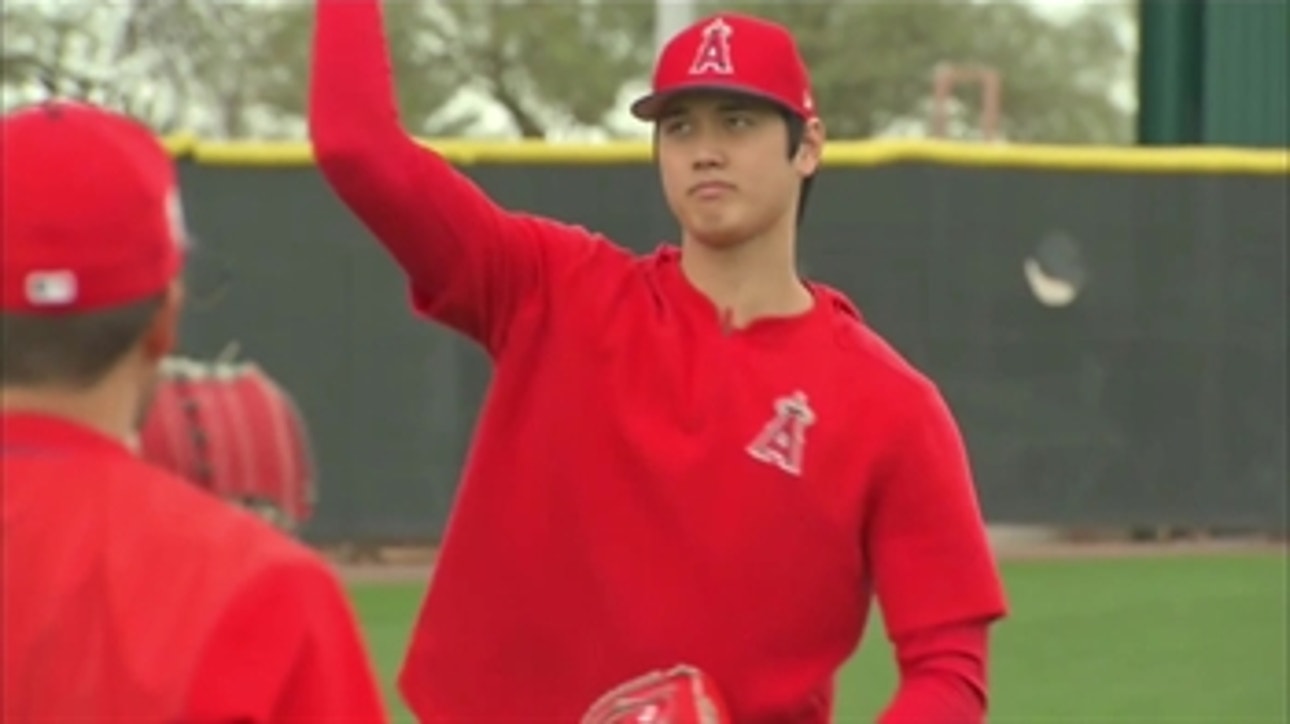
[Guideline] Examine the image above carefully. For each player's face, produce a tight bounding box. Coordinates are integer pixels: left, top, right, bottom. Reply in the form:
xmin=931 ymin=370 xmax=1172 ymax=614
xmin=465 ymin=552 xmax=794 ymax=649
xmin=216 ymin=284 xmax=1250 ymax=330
xmin=655 ymin=91 xmax=817 ymax=248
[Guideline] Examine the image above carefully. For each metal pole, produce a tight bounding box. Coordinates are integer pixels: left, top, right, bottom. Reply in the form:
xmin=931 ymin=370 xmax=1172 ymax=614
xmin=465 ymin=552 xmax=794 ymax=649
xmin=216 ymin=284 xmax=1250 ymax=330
xmin=930 ymin=64 xmax=1003 ymax=141
xmin=655 ymin=0 xmax=697 ymax=61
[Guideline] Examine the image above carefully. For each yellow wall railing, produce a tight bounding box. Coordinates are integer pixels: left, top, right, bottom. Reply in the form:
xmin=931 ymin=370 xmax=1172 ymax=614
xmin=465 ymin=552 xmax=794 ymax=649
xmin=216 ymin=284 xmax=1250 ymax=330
xmin=163 ymin=135 xmax=1290 ymax=175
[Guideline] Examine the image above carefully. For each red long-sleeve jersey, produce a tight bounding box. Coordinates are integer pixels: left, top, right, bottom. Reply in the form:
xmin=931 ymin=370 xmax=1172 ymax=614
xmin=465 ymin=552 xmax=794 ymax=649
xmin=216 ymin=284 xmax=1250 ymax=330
xmin=1 ymin=413 xmax=387 ymax=723
xmin=308 ymin=1 xmax=1009 ymax=720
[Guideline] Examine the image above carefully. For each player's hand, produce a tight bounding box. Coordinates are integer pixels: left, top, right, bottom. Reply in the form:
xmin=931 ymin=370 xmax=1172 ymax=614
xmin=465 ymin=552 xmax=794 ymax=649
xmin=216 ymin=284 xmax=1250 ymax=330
xmin=580 ymin=664 xmax=730 ymax=724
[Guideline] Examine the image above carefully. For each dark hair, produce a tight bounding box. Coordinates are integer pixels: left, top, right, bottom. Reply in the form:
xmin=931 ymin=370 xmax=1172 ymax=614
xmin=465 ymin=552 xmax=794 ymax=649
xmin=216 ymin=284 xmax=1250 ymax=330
xmin=781 ymin=110 xmax=815 ymax=226
xmin=1 ymin=294 xmax=166 ymax=389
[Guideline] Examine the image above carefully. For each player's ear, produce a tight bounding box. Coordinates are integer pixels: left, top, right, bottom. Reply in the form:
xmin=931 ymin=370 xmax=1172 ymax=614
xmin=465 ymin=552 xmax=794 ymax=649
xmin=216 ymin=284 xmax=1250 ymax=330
xmin=140 ymin=280 xmax=185 ymax=363
xmin=794 ymin=118 xmax=825 ymax=178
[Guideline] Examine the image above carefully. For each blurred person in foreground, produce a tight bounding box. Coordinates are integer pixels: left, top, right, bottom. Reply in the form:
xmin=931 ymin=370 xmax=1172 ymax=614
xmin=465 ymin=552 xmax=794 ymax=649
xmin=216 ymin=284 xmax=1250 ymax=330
xmin=0 ymin=100 xmax=387 ymax=724
xmin=310 ymin=1 xmax=1009 ymax=721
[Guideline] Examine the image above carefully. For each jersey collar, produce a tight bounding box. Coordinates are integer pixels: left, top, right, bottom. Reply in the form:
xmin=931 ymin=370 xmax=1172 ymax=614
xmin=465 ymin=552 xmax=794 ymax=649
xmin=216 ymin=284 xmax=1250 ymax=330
xmin=652 ymin=244 xmax=834 ymax=339
xmin=1 ymin=411 xmax=132 ymax=458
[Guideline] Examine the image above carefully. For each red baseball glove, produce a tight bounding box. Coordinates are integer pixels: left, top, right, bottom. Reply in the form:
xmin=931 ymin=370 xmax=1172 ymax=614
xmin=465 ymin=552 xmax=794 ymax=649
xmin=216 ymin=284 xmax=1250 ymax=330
xmin=581 ymin=664 xmax=730 ymax=724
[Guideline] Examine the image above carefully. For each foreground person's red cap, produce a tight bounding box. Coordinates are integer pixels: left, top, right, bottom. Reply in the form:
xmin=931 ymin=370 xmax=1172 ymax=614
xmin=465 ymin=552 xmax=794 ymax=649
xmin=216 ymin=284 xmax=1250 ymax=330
xmin=631 ymin=13 xmax=816 ymax=121
xmin=2 ymin=101 xmax=187 ymax=313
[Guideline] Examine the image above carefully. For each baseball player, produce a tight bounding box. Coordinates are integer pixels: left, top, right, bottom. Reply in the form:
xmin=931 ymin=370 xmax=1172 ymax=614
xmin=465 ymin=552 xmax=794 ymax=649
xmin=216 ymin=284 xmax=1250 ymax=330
xmin=1 ymin=101 xmax=387 ymax=723
xmin=310 ymin=2 xmax=1009 ymax=721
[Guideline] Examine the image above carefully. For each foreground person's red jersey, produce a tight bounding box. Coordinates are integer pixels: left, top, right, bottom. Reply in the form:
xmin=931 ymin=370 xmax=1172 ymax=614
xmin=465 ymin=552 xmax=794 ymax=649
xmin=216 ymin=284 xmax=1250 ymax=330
xmin=1 ymin=415 xmax=387 ymax=722
xmin=1 ymin=101 xmax=386 ymax=723
xmin=309 ymin=1 xmax=1009 ymax=720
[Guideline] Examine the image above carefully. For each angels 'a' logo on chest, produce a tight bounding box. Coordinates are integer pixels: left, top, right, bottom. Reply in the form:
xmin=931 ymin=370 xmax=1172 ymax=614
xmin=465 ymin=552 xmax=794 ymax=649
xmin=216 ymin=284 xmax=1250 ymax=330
xmin=746 ymin=390 xmax=816 ymax=477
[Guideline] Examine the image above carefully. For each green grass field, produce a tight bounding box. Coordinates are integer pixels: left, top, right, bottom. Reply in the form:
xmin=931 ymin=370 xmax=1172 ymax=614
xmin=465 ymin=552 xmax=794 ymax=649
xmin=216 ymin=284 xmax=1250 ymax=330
xmin=347 ymin=552 xmax=1288 ymax=723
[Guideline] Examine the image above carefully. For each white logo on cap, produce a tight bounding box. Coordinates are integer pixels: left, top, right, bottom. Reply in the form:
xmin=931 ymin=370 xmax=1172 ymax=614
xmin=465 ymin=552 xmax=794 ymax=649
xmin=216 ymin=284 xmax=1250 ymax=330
xmin=25 ymin=271 xmax=78 ymax=306
xmin=690 ymin=18 xmax=735 ymax=75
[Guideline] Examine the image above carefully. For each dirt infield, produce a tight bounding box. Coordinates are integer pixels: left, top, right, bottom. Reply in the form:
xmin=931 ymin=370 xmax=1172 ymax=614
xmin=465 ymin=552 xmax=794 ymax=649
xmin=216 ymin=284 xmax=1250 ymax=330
xmin=993 ymin=537 xmax=1287 ymax=561
xmin=328 ymin=533 xmax=1287 ymax=584
xmin=326 ymin=544 xmax=438 ymax=584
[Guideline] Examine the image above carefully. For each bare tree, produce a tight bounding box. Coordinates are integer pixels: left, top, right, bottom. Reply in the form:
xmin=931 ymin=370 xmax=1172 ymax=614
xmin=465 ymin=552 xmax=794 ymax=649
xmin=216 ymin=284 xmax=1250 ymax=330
xmin=707 ymin=0 xmax=1136 ymax=143
xmin=3 ymin=0 xmax=1134 ymax=144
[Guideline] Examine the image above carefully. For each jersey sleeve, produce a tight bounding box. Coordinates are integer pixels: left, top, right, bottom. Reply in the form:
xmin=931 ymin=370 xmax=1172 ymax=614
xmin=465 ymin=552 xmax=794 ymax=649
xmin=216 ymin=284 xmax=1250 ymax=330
xmin=180 ymin=558 xmax=387 ymax=723
xmin=877 ymin=618 xmax=992 ymax=723
xmin=863 ymin=379 xmax=1009 ymax=640
xmin=308 ymin=0 xmax=602 ymax=356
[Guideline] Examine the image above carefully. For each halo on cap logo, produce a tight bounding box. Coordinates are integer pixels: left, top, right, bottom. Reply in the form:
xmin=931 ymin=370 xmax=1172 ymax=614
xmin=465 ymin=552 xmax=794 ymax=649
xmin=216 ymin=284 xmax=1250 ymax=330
xmin=689 ymin=17 xmax=735 ymax=75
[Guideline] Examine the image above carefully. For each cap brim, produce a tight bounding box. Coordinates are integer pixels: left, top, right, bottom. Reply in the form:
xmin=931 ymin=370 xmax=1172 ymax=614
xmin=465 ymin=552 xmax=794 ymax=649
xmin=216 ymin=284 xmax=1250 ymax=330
xmin=630 ymin=81 xmax=798 ymax=121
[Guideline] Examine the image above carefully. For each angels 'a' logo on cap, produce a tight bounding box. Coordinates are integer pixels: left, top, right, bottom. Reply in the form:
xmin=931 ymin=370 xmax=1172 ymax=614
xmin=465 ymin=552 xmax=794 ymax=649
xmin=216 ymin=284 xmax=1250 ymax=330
xmin=689 ymin=17 xmax=735 ymax=76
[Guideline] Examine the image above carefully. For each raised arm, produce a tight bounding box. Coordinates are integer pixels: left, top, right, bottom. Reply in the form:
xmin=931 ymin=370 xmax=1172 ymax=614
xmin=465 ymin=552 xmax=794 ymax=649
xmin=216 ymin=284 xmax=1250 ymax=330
xmin=865 ymin=380 xmax=1009 ymax=723
xmin=308 ymin=0 xmax=598 ymax=354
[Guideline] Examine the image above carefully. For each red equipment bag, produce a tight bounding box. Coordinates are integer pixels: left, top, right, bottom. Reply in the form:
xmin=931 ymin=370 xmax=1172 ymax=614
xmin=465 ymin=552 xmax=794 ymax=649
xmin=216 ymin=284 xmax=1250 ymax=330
xmin=136 ymin=353 xmax=317 ymax=532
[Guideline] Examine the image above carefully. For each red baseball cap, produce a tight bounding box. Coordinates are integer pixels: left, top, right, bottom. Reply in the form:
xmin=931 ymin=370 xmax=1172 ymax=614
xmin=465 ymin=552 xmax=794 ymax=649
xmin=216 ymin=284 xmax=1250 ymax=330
xmin=631 ymin=13 xmax=816 ymax=121
xmin=1 ymin=100 xmax=188 ymax=314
